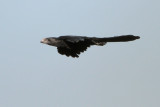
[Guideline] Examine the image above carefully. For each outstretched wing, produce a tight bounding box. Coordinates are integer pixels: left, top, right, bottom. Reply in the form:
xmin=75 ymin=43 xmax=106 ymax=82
xmin=57 ymin=36 xmax=93 ymax=58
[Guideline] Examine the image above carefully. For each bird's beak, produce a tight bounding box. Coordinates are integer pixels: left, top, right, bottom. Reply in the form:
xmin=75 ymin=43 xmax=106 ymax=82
xmin=40 ymin=39 xmax=45 ymax=43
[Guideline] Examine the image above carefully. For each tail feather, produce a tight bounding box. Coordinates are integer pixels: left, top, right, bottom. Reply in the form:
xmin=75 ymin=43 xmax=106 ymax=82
xmin=92 ymin=35 xmax=140 ymax=44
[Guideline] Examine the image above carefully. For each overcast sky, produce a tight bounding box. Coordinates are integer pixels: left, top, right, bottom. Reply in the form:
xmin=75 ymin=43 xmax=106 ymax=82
xmin=0 ymin=0 xmax=160 ymax=107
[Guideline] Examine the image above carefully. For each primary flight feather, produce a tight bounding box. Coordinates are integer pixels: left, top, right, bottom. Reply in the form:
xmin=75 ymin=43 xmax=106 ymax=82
xmin=40 ymin=35 xmax=140 ymax=58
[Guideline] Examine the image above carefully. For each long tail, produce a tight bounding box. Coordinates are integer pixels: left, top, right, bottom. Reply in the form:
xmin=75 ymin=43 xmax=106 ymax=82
xmin=91 ymin=35 xmax=140 ymax=46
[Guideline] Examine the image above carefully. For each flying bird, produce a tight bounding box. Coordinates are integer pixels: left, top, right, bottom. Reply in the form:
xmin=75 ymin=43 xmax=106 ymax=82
xmin=41 ymin=35 xmax=140 ymax=58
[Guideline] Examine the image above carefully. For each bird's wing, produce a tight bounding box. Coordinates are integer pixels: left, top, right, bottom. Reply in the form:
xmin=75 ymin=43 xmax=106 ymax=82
xmin=57 ymin=47 xmax=79 ymax=58
xmin=57 ymin=36 xmax=93 ymax=58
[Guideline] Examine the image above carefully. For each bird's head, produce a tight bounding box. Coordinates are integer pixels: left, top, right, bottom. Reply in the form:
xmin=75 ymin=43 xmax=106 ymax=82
xmin=40 ymin=38 xmax=51 ymax=45
xmin=40 ymin=37 xmax=59 ymax=46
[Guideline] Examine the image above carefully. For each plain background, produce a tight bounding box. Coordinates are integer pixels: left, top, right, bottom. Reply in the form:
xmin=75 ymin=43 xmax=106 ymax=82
xmin=0 ymin=0 xmax=160 ymax=107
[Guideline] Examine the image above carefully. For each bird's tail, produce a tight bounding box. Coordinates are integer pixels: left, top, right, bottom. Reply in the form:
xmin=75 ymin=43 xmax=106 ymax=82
xmin=91 ymin=35 xmax=140 ymax=46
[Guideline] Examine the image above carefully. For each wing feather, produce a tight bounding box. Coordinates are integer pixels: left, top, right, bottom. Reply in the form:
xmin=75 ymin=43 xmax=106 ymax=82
xmin=57 ymin=38 xmax=93 ymax=58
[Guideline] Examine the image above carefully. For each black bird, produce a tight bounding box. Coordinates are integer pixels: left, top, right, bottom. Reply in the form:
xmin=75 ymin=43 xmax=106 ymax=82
xmin=41 ymin=35 xmax=140 ymax=58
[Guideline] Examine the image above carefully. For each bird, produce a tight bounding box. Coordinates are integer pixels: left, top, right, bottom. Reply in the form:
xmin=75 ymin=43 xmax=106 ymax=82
xmin=40 ymin=35 xmax=140 ymax=58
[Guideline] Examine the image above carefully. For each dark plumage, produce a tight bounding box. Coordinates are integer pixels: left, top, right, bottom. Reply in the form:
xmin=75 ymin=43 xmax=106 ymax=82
xmin=40 ymin=35 xmax=140 ymax=58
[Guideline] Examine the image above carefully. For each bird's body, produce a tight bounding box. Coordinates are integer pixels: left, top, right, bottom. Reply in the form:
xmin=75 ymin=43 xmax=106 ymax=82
xmin=41 ymin=35 xmax=140 ymax=58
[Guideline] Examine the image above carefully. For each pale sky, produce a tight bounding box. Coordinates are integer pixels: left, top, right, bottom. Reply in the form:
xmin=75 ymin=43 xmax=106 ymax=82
xmin=0 ymin=0 xmax=160 ymax=107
